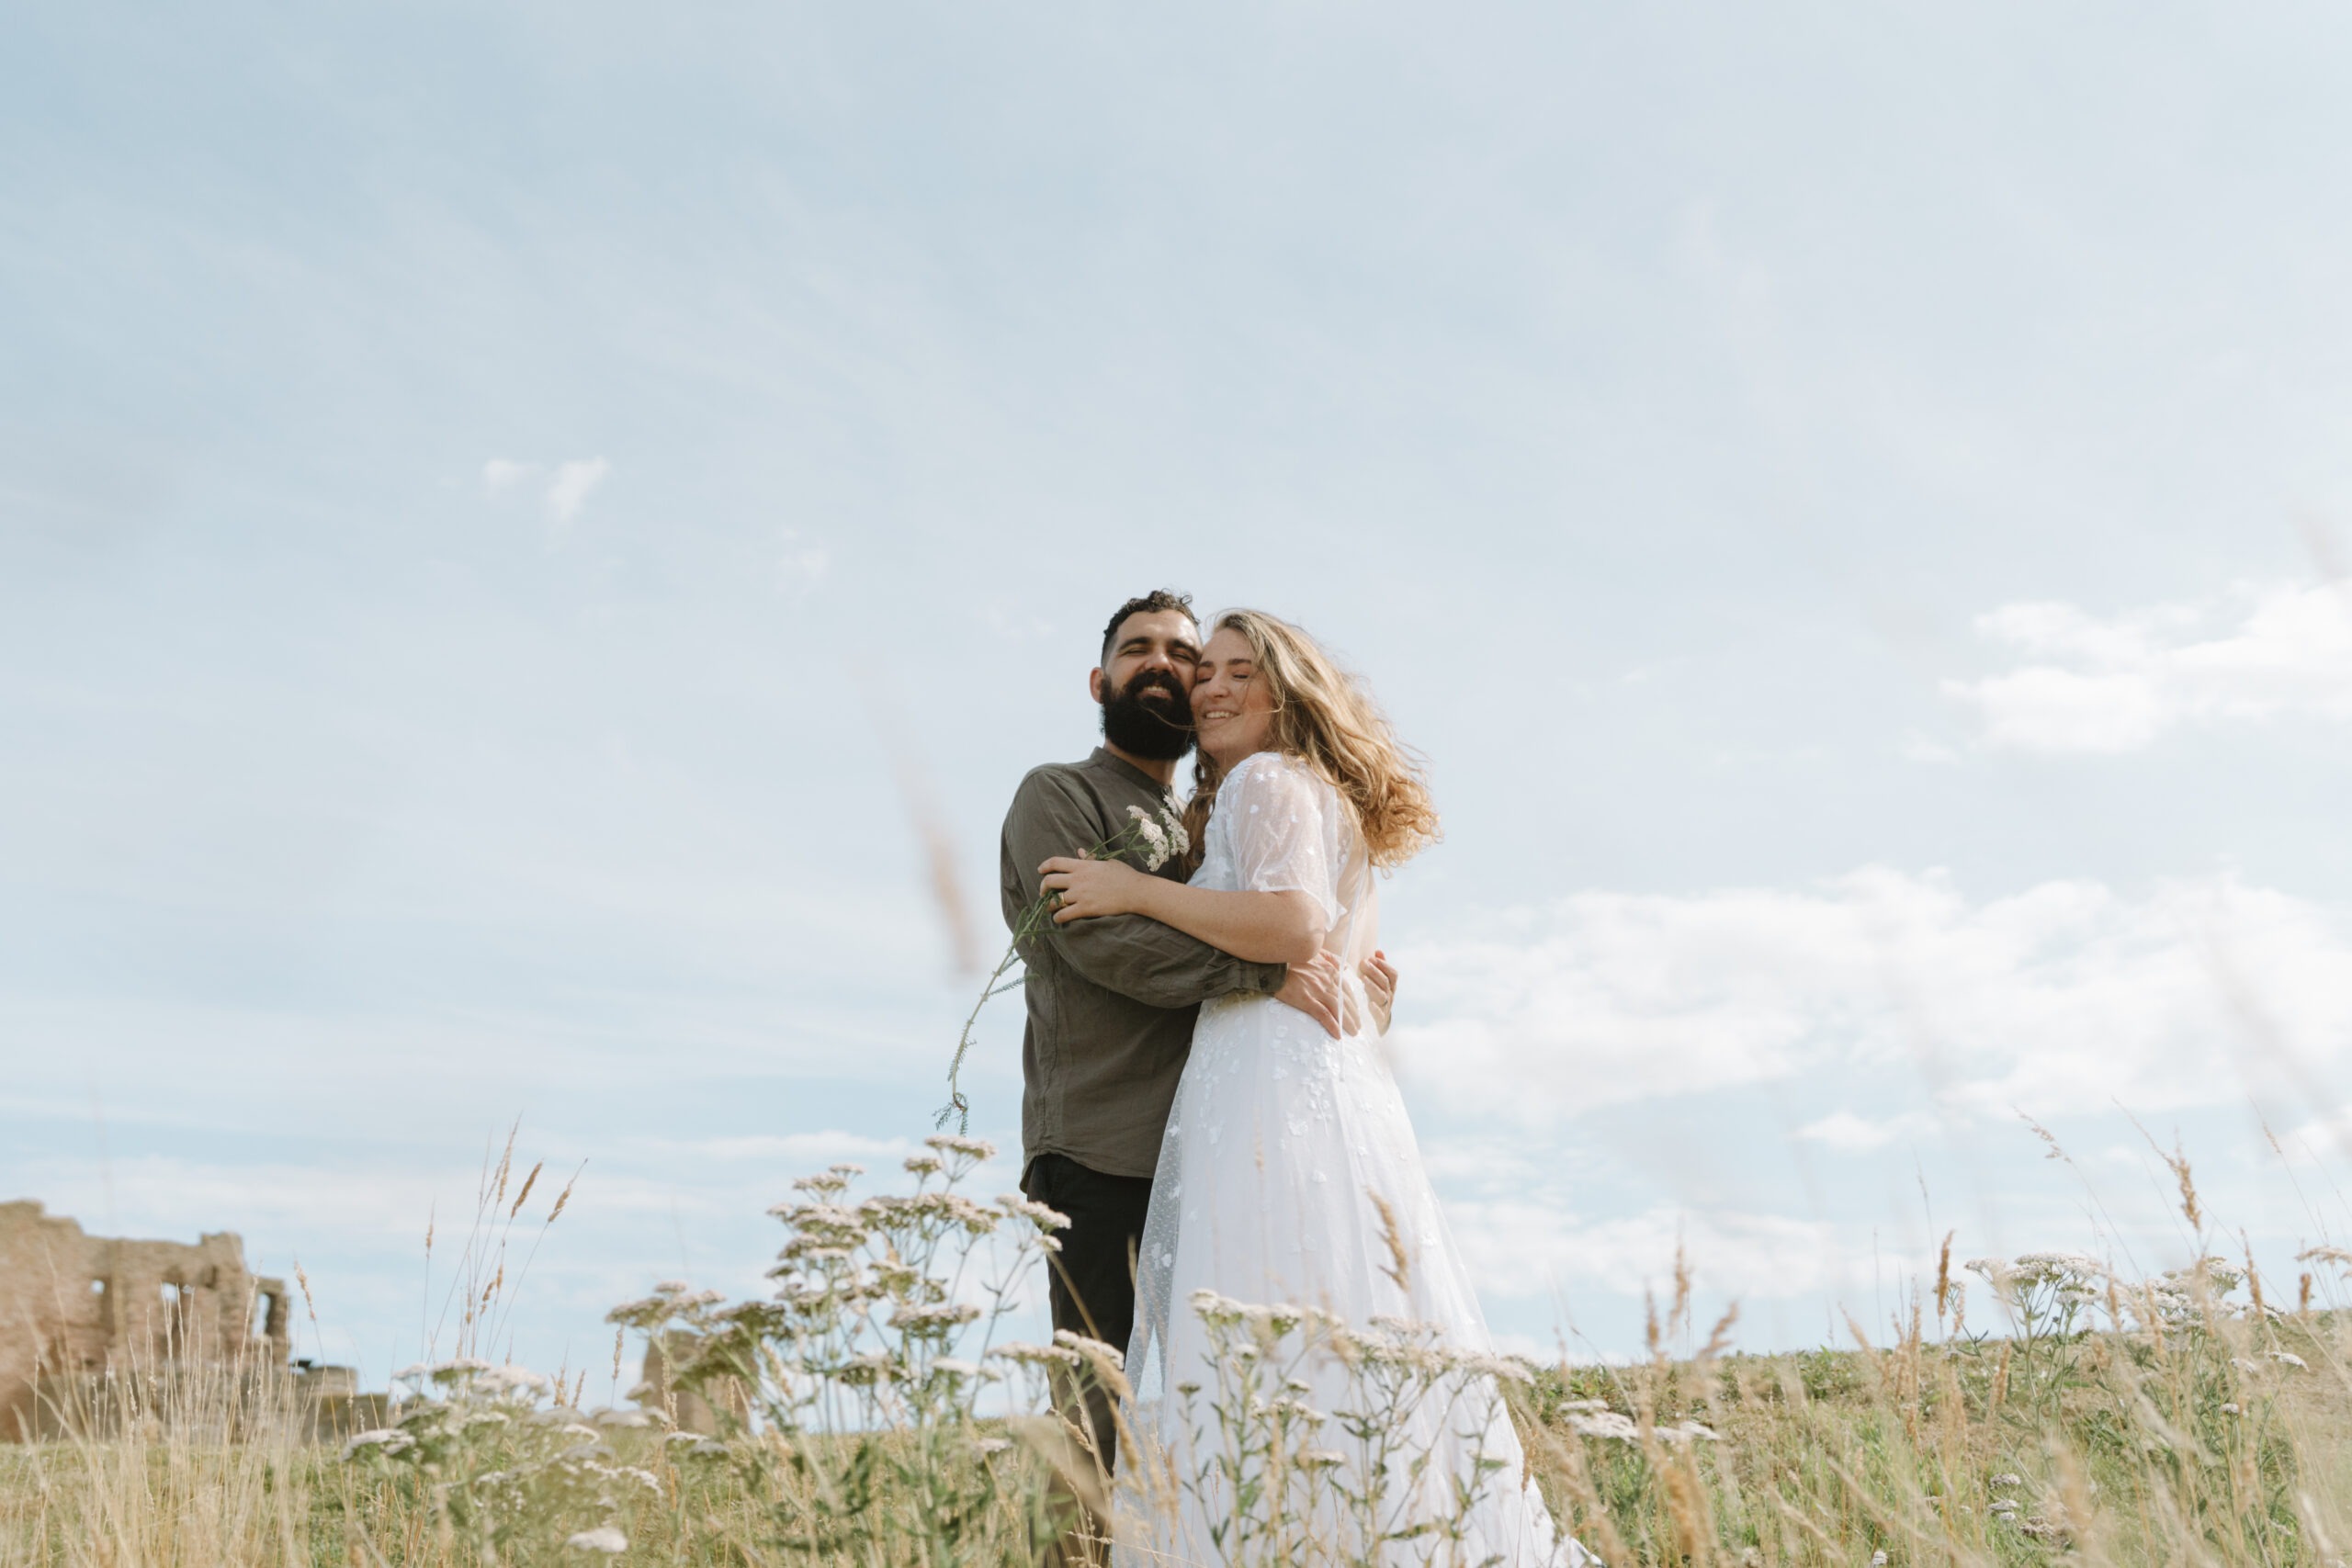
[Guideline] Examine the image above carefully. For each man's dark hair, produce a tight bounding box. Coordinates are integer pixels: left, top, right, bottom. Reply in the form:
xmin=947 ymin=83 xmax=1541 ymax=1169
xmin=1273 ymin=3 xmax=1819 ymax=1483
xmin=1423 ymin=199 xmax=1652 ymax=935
xmin=1100 ymin=590 xmax=1198 ymax=664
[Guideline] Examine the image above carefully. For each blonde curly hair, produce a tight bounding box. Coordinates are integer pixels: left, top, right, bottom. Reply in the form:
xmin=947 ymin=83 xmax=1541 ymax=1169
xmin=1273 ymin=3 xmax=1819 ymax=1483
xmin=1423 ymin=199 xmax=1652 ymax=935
xmin=1179 ymin=609 xmax=1441 ymax=872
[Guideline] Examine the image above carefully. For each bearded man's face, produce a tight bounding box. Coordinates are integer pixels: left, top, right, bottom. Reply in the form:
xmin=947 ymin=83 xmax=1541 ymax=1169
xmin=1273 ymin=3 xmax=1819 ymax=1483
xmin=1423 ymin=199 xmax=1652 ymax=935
xmin=1095 ymin=608 xmax=1201 ymax=761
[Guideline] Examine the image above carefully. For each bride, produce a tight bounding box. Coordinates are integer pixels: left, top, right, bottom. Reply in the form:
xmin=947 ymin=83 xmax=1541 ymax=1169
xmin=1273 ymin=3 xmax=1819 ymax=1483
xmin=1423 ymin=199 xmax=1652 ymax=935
xmin=1039 ymin=609 xmax=1587 ymax=1566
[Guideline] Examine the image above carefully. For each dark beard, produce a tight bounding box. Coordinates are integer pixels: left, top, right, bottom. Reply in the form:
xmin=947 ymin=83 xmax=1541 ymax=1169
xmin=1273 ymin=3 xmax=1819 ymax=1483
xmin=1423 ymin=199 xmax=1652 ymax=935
xmin=1100 ymin=668 xmax=1195 ymax=761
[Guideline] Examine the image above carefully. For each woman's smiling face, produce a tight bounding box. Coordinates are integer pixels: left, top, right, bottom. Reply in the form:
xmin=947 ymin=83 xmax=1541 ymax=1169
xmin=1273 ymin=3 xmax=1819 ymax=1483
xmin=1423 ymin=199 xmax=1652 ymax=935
xmin=1191 ymin=625 xmax=1276 ymax=766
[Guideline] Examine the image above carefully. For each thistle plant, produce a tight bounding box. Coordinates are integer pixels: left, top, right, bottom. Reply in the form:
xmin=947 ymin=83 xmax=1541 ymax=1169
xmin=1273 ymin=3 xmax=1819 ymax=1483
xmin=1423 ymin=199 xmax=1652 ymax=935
xmin=937 ymin=802 xmax=1189 ymax=1132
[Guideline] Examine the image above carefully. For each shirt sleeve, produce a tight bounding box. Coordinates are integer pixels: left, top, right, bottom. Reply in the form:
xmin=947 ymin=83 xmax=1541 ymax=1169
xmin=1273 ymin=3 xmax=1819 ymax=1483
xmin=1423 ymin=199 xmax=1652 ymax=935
xmin=1002 ymin=770 xmax=1287 ymax=1008
xmin=1224 ymin=755 xmax=1344 ymax=929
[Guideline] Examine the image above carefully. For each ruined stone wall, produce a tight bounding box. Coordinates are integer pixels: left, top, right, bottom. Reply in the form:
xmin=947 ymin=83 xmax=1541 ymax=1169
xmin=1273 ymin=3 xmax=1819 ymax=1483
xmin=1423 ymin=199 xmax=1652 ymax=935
xmin=0 ymin=1201 xmax=290 ymax=1440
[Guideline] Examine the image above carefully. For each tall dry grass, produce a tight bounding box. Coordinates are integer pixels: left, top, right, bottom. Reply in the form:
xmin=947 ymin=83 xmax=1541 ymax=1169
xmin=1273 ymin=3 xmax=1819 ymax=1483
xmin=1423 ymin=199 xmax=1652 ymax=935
xmin=8 ymin=1134 xmax=2352 ymax=1566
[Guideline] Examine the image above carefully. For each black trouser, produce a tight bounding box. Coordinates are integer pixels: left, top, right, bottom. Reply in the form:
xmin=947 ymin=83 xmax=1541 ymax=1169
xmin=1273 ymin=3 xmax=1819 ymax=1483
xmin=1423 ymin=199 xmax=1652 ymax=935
xmin=1022 ymin=1150 xmax=1152 ymax=1554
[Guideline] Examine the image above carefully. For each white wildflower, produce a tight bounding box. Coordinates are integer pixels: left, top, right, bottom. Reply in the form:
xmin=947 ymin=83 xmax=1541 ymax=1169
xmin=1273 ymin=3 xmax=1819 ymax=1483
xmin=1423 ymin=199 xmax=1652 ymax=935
xmin=1190 ymin=1290 xmax=1248 ymax=1326
xmin=1567 ymin=1410 xmax=1641 ymax=1441
xmin=1056 ymin=1330 xmax=1124 ymax=1371
xmin=1989 ymin=1473 xmax=2023 ymax=1489
xmin=475 ymin=1364 xmax=553 ymax=1395
xmin=998 ymin=1193 xmax=1073 ymax=1231
xmin=1461 ymin=1354 xmax=1535 ymax=1383
xmin=1299 ymin=1449 xmax=1348 ymax=1469
xmin=889 ymin=1301 xmax=982 ymax=1333
xmin=903 ymin=1152 xmax=946 ymax=1176
xmin=565 ymin=1526 xmax=628 ymax=1553
xmin=394 ymin=1356 xmax=490 ymax=1382
xmin=2271 ymin=1349 xmax=2308 ymax=1369
xmin=341 ymin=1427 xmax=413 ymax=1460
xmin=924 ymin=1133 xmax=997 ymax=1160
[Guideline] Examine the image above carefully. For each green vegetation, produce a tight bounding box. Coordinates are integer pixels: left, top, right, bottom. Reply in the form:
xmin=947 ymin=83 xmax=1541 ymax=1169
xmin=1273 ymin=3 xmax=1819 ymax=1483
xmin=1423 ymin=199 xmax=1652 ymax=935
xmin=6 ymin=1139 xmax=2348 ymax=1566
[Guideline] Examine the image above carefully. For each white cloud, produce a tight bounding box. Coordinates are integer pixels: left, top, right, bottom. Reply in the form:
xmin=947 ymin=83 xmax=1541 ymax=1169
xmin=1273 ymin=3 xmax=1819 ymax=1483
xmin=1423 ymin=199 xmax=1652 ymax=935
xmin=1393 ymin=867 xmax=2352 ymax=1127
xmin=1445 ymin=1197 xmax=1866 ymax=1303
xmin=544 ymin=457 xmax=611 ymax=527
xmin=481 ymin=458 xmax=537 ymax=494
xmin=1794 ymin=1110 xmax=1940 ymax=1152
xmin=1898 ymin=732 xmax=1961 ymax=765
xmin=1943 ymin=581 xmax=2352 ymax=752
xmin=777 ymin=529 xmax=829 ymax=597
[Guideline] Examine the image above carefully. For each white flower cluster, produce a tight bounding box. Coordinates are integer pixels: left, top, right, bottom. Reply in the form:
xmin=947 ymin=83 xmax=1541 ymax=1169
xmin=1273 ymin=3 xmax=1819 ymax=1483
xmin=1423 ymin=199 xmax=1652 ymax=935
xmin=342 ymin=1427 xmax=413 ymax=1460
xmin=988 ymin=1340 xmax=1082 ymax=1369
xmin=565 ymin=1526 xmax=628 ymax=1554
xmin=1563 ymin=1409 xmax=1719 ymax=1445
xmin=1124 ymin=803 xmax=1191 ymax=872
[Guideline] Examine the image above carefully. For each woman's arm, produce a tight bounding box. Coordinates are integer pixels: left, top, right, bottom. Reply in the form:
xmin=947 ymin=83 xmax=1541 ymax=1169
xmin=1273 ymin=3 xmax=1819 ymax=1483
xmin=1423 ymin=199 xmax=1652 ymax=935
xmin=1039 ymin=855 xmax=1328 ymax=965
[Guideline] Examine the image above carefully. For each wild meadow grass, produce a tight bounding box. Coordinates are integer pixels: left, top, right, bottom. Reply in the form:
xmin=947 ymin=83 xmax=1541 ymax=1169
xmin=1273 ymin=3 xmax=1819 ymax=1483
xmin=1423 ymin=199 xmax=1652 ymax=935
xmin=6 ymin=1133 xmax=2352 ymax=1566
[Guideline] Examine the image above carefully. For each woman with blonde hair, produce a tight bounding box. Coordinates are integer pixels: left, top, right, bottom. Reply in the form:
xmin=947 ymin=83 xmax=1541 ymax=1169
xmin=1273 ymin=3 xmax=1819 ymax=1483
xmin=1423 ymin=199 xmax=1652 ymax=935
xmin=1041 ymin=610 xmax=1590 ymax=1566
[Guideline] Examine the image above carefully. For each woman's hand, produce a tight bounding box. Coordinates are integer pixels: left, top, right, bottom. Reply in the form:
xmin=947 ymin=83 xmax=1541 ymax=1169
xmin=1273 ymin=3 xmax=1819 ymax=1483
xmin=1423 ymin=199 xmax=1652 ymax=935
xmin=1039 ymin=854 xmax=1152 ymax=922
xmin=1360 ymin=949 xmax=1398 ymax=1035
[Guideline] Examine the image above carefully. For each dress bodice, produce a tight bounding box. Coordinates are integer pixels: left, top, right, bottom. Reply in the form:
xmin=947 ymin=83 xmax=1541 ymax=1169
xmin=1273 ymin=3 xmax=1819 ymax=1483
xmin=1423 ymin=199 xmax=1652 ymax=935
xmin=1190 ymin=750 xmax=1377 ymax=974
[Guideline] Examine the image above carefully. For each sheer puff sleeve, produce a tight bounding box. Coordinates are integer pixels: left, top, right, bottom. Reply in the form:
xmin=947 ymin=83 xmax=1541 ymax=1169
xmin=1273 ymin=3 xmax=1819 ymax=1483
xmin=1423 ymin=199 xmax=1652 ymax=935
xmin=1220 ymin=753 xmax=1346 ymax=931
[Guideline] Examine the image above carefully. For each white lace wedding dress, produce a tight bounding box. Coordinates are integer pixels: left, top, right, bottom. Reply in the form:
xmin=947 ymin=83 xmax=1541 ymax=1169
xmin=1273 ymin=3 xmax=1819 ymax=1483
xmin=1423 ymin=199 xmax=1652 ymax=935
xmin=1122 ymin=751 xmax=1588 ymax=1567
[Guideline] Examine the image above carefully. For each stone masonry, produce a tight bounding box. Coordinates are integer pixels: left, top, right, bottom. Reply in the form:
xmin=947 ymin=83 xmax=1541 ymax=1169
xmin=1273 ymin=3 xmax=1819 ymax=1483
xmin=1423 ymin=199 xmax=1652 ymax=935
xmin=0 ymin=1200 xmax=291 ymax=1440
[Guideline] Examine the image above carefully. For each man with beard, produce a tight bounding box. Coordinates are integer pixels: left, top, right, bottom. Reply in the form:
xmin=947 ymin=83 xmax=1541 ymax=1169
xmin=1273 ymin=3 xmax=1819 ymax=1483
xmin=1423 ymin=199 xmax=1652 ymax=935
xmin=1001 ymin=589 xmax=1352 ymax=1562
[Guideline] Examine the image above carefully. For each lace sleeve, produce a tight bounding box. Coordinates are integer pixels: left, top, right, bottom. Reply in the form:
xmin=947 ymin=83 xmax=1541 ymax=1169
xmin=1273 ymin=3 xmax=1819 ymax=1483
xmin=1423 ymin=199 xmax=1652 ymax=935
xmin=1222 ymin=754 xmax=1344 ymax=929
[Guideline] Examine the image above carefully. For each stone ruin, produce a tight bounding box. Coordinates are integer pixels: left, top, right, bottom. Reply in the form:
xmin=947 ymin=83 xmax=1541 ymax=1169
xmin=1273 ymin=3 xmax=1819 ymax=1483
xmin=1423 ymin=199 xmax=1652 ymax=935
xmin=0 ymin=1199 xmax=377 ymax=1441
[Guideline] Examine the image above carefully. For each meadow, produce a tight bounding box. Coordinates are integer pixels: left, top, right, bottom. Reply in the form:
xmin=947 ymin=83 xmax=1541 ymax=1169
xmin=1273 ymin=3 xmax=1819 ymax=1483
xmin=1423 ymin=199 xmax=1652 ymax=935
xmin=4 ymin=1132 xmax=2348 ymax=1568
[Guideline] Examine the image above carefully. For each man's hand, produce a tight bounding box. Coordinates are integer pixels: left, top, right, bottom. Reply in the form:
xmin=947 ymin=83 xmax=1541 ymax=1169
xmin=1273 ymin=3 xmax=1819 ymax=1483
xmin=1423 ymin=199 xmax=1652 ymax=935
xmin=1272 ymin=950 xmax=1347 ymax=1039
xmin=1359 ymin=950 xmax=1398 ymax=1036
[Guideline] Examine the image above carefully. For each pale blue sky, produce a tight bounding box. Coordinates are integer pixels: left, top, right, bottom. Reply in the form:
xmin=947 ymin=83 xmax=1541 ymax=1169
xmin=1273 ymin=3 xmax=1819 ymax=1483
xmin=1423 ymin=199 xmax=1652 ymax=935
xmin=6 ymin=4 xmax=2352 ymax=1380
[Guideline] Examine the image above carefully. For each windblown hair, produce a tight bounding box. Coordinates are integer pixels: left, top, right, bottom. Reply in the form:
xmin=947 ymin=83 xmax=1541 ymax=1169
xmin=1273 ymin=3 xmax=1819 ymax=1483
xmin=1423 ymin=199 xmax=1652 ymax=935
xmin=1180 ymin=609 xmax=1441 ymax=872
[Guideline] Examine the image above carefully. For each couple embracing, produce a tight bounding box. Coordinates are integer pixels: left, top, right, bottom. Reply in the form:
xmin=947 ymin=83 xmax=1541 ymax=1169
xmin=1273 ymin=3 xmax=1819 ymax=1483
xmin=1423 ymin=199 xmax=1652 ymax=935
xmin=1001 ymin=592 xmax=1589 ymax=1566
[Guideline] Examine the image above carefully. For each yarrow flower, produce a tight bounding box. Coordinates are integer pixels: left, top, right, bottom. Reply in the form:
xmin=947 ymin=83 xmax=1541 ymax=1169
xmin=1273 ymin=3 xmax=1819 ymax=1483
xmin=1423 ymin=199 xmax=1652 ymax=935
xmin=1122 ymin=804 xmax=1190 ymax=871
xmin=888 ymin=1301 xmax=983 ymax=1334
xmin=565 ymin=1526 xmax=628 ymax=1554
xmin=997 ymin=1193 xmax=1072 ymax=1231
xmin=925 ymin=1133 xmax=998 ymax=1161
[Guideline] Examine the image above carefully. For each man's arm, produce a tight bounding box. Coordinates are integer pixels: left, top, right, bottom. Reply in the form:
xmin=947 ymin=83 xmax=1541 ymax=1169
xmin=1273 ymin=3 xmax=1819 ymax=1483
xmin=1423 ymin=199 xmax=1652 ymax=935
xmin=1004 ymin=771 xmax=1285 ymax=1010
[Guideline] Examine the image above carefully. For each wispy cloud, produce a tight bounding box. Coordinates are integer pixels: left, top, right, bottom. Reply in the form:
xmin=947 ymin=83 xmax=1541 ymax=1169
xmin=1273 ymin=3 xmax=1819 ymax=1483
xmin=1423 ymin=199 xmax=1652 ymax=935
xmin=1942 ymin=581 xmax=2352 ymax=753
xmin=481 ymin=457 xmax=537 ymax=495
xmin=545 ymin=457 xmax=611 ymax=528
xmin=777 ymin=529 xmax=829 ymax=598
xmin=479 ymin=457 xmax=613 ymax=536
xmin=1444 ymin=1196 xmax=1863 ymax=1304
xmin=1794 ymin=1110 xmax=1939 ymax=1153
xmin=1394 ymin=867 xmax=2352 ymax=1127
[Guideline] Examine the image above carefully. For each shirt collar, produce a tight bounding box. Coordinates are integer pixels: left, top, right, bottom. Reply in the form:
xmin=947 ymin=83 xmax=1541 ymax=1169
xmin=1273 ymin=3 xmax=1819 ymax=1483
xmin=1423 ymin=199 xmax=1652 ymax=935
xmin=1091 ymin=746 xmax=1179 ymax=803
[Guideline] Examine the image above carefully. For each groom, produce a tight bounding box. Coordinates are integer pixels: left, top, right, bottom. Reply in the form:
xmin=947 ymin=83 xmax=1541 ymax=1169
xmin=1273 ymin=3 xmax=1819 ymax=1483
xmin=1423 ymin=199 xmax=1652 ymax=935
xmin=1001 ymin=591 xmax=1351 ymax=1516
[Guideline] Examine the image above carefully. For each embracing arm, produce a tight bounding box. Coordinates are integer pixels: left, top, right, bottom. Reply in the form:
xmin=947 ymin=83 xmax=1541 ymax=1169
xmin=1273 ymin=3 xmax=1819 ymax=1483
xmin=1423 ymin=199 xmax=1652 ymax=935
xmin=1003 ymin=771 xmax=1287 ymax=1009
xmin=1046 ymin=865 xmax=1327 ymax=966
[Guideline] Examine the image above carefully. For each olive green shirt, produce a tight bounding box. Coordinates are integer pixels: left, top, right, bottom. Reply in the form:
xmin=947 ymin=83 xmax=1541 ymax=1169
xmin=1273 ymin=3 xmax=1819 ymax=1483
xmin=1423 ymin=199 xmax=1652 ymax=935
xmin=1001 ymin=748 xmax=1287 ymax=1179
